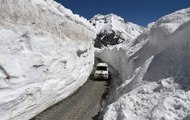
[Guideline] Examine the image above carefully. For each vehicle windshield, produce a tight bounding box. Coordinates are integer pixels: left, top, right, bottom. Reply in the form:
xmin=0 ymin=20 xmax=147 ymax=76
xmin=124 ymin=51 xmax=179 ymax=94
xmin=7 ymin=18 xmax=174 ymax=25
xmin=96 ymin=66 xmax=107 ymax=70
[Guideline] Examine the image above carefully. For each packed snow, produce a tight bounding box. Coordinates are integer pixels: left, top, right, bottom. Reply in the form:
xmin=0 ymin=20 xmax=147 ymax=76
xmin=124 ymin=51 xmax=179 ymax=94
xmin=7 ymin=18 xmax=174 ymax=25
xmin=96 ymin=8 xmax=190 ymax=120
xmin=0 ymin=0 xmax=96 ymax=120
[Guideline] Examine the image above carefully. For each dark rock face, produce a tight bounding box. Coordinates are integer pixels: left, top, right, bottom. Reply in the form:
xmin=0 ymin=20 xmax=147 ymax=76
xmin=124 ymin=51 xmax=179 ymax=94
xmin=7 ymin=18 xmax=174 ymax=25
xmin=91 ymin=14 xmax=145 ymax=48
xmin=94 ymin=30 xmax=125 ymax=48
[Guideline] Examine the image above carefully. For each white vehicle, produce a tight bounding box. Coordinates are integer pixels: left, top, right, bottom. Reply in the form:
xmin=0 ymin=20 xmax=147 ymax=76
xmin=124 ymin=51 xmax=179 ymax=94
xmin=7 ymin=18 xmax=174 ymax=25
xmin=94 ymin=63 xmax=109 ymax=80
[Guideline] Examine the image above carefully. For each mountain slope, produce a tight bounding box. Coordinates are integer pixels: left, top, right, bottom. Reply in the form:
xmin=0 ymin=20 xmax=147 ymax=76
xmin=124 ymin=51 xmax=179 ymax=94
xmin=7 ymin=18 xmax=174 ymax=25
xmin=0 ymin=0 xmax=96 ymax=120
xmin=90 ymin=14 xmax=144 ymax=47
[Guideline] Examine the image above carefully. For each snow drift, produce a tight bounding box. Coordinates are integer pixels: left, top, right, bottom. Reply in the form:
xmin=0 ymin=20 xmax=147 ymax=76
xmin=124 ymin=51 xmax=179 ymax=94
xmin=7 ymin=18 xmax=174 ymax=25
xmin=96 ymin=8 xmax=190 ymax=120
xmin=0 ymin=0 xmax=96 ymax=120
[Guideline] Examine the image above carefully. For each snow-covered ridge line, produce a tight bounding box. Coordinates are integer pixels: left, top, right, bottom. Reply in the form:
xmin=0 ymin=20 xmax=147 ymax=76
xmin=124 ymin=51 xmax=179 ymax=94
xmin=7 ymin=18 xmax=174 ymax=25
xmin=91 ymin=13 xmax=144 ymax=34
xmin=91 ymin=14 xmax=125 ymax=24
xmin=0 ymin=0 xmax=96 ymax=120
xmin=91 ymin=13 xmax=144 ymax=47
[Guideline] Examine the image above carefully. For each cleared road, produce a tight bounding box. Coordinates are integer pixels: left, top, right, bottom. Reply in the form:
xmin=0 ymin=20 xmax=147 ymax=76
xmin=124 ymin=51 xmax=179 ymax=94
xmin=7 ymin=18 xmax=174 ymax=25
xmin=31 ymin=76 xmax=107 ymax=120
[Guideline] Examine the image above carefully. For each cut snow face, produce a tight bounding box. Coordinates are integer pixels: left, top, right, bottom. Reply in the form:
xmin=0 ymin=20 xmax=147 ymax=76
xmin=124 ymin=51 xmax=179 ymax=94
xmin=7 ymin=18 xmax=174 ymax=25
xmin=0 ymin=0 xmax=96 ymax=120
xmin=96 ymin=8 xmax=190 ymax=120
xmin=104 ymin=78 xmax=190 ymax=120
xmin=90 ymin=14 xmax=145 ymax=48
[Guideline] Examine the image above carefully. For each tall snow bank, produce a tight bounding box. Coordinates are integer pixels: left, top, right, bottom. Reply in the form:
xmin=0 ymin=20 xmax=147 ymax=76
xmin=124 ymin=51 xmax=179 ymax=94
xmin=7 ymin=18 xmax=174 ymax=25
xmin=96 ymin=47 xmax=130 ymax=81
xmin=0 ymin=0 xmax=96 ymax=120
xmin=98 ymin=8 xmax=190 ymax=120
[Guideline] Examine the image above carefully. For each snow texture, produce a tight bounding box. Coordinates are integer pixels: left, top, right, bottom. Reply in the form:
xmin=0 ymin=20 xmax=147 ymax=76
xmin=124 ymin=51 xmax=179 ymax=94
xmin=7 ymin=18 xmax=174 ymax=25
xmin=0 ymin=0 xmax=96 ymax=120
xmin=96 ymin=8 xmax=190 ymax=120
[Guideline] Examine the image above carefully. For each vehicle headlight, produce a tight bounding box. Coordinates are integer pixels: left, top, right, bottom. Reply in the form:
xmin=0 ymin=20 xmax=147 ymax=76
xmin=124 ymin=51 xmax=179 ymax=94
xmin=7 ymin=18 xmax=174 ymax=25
xmin=94 ymin=73 xmax=98 ymax=76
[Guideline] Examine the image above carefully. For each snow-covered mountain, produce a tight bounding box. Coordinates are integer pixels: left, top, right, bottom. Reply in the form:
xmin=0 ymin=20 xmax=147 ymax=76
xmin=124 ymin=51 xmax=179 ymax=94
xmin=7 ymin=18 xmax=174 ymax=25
xmin=90 ymin=14 xmax=144 ymax=47
xmin=96 ymin=8 xmax=190 ymax=120
xmin=0 ymin=0 xmax=96 ymax=120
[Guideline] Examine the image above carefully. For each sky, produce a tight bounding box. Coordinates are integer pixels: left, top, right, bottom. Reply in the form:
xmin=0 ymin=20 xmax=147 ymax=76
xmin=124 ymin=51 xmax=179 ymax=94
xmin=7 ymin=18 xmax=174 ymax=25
xmin=55 ymin=0 xmax=190 ymax=27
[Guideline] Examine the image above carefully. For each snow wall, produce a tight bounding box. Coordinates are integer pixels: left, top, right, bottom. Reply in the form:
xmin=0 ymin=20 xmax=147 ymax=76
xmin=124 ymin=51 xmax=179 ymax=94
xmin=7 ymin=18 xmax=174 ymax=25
xmin=0 ymin=0 xmax=96 ymax=120
xmin=96 ymin=8 xmax=190 ymax=120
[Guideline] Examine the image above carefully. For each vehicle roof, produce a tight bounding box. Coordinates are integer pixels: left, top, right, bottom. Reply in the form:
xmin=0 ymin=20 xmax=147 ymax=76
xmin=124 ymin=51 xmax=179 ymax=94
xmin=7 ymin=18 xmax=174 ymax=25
xmin=97 ymin=63 xmax=108 ymax=67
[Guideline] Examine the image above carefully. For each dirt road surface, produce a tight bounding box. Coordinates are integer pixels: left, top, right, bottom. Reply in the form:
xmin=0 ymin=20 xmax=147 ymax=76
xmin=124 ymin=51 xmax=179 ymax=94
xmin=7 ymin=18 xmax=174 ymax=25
xmin=31 ymin=77 xmax=107 ymax=120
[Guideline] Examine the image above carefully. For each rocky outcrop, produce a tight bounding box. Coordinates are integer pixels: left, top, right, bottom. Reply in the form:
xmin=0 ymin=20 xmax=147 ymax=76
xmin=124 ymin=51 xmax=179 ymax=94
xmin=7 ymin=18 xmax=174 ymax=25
xmin=90 ymin=14 xmax=144 ymax=48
